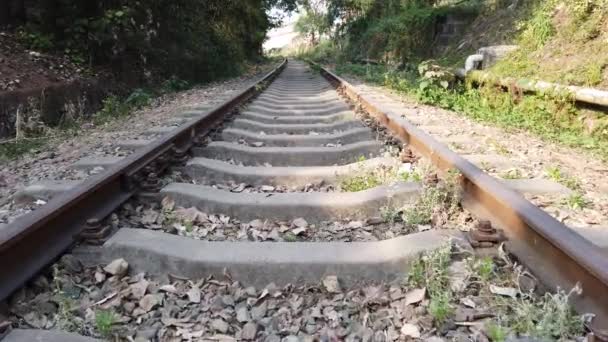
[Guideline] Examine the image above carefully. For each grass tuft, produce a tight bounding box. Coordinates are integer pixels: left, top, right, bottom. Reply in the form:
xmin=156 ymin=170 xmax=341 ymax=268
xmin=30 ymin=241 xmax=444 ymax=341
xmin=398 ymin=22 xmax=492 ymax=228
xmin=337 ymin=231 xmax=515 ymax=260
xmin=95 ymin=310 xmax=117 ymax=338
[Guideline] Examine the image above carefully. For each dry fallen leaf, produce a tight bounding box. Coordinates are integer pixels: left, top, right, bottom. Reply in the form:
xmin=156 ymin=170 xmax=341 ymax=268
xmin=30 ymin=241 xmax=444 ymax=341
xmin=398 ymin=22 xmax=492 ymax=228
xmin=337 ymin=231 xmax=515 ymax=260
xmin=161 ymin=196 xmax=175 ymax=211
xmin=489 ymin=285 xmax=518 ymax=298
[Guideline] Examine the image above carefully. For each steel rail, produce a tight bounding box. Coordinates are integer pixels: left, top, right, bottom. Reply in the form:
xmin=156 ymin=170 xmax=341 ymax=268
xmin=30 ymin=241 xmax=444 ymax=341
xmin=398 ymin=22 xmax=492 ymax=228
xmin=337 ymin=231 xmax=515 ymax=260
xmin=0 ymin=59 xmax=287 ymax=300
xmin=316 ymin=64 xmax=608 ymax=332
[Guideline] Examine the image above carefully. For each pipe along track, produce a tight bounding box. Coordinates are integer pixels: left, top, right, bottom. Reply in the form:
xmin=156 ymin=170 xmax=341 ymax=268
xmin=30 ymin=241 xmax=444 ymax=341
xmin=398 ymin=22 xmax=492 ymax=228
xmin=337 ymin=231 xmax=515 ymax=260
xmin=1 ymin=59 xmax=607 ymax=336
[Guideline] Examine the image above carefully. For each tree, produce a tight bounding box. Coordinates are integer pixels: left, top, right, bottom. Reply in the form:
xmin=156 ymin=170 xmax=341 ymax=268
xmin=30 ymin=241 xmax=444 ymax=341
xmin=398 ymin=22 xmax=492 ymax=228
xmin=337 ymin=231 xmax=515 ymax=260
xmin=295 ymin=0 xmax=330 ymax=45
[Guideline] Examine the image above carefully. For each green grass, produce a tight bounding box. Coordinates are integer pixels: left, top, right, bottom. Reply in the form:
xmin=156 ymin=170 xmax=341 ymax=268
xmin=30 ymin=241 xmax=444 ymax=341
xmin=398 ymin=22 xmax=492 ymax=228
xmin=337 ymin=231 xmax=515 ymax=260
xmin=380 ymin=204 xmax=401 ymax=224
xmin=0 ymin=137 xmax=48 ymax=161
xmin=408 ymin=244 xmax=454 ymax=324
xmin=95 ymin=310 xmax=117 ymax=337
xmin=401 ymin=171 xmax=461 ymax=226
xmin=474 ymin=256 xmax=495 ymax=282
xmin=500 ymin=168 xmax=523 ymax=179
xmin=546 ymin=166 xmax=582 ymax=191
xmin=563 ymin=193 xmax=588 ymax=210
xmin=339 ymin=173 xmax=383 ymax=192
xmin=486 ymin=322 xmax=509 ymax=342
xmin=493 ymin=287 xmax=585 ymax=339
xmin=338 ymin=163 xmax=401 ymax=192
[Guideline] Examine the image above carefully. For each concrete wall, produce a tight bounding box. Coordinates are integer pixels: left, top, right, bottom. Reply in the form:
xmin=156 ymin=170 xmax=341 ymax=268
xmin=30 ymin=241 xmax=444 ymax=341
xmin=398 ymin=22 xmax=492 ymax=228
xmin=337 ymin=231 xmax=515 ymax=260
xmin=434 ymin=13 xmax=477 ymax=53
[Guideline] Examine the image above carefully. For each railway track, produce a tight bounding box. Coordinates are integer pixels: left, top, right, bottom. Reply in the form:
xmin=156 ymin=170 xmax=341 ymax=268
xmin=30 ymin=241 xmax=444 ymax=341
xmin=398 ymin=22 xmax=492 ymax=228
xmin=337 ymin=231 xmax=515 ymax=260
xmin=1 ymin=59 xmax=607 ymax=340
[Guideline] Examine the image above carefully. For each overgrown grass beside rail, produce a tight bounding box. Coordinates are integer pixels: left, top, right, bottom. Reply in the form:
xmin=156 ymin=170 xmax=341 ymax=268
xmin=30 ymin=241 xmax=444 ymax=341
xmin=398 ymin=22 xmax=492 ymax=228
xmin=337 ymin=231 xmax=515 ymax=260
xmin=334 ymin=63 xmax=608 ymax=160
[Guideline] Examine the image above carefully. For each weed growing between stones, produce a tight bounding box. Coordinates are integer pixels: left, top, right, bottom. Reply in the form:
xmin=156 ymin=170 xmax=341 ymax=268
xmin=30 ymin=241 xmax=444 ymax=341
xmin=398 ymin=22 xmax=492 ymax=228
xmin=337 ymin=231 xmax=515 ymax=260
xmin=499 ymin=168 xmax=523 ymax=180
xmin=333 ymin=63 xmax=608 ymax=160
xmin=546 ymin=165 xmax=582 ymax=191
xmin=563 ymin=193 xmax=589 ymax=210
xmin=338 ymin=160 xmax=422 ymax=192
xmin=401 ymin=170 xmax=462 ymax=228
xmin=94 ymin=310 xmax=117 ymax=338
xmin=407 ymin=243 xmax=588 ymax=340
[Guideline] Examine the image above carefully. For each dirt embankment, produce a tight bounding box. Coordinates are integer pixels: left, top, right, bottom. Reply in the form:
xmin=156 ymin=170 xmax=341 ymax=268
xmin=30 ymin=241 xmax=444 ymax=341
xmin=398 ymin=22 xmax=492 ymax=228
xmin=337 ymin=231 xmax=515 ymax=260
xmin=0 ymin=31 xmax=111 ymax=139
xmin=444 ymin=1 xmax=608 ymax=89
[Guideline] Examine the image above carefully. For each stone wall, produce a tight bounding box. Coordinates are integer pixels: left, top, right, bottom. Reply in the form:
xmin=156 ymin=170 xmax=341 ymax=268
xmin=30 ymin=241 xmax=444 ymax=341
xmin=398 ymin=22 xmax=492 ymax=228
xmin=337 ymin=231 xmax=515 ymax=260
xmin=434 ymin=13 xmax=477 ymax=54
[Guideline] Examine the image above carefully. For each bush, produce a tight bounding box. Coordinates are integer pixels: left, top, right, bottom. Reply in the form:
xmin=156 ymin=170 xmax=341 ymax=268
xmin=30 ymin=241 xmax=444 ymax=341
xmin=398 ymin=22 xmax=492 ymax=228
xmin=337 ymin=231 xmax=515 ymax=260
xmin=12 ymin=0 xmax=289 ymax=83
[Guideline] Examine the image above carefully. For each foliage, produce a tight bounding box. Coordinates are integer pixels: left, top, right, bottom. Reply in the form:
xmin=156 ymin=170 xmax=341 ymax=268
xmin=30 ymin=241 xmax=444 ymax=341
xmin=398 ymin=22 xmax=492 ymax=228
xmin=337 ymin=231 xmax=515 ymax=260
xmin=162 ymin=77 xmax=191 ymax=93
xmin=17 ymin=25 xmax=54 ymax=51
xmin=563 ymin=193 xmax=588 ymax=210
xmin=295 ymin=0 xmax=331 ymax=45
xmin=473 ymin=256 xmax=494 ymax=282
xmin=408 ymin=244 xmax=451 ymax=294
xmin=125 ymin=89 xmax=152 ymax=109
xmin=408 ymin=244 xmax=454 ymax=323
xmin=324 ymin=0 xmax=480 ymax=64
xmin=546 ymin=166 xmax=581 ymax=191
xmin=10 ymin=0 xmax=297 ymax=82
xmin=401 ymin=171 xmax=461 ymax=226
xmin=490 ymin=0 xmax=608 ymax=87
xmin=0 ymin=138 xmax=47 ymax=161
xmin=496 ymin=287 xmax=585 ymax=339
xmin=339 ymin=164 xmax=398 ymax=192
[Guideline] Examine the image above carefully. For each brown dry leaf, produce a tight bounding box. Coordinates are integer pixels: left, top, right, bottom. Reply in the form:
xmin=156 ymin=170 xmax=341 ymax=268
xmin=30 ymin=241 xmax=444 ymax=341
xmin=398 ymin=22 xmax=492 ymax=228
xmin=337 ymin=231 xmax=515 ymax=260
xmin=161 ymin=196 xmax=175 ymax=211
xmin=175 ymin=207 xmax=208 ymax=223
xmin=489 ymin=285 xmax=517 ymax=298
xmin=159 ymin=284 xmax=178 ymax=293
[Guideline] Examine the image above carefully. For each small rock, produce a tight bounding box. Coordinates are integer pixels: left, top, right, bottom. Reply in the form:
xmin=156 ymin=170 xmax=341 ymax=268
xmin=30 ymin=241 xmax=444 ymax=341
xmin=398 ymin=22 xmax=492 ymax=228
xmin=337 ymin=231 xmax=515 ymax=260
xmin=59 ymin=255 xmax=83 ymax=273
xmin=489 ymin=285 xmax=518 ymax=298
xmin=323 ymin=275 xmax=341 ymax=293
xmin=242 ymin=322 xmax=258 ymax=340
xmin=123 ymin=301 xmax=135 ymax=314
xmin=104 ymin=258 xmax=129 ymax=277
xmin=232 ymin=183 xmax=248 ymax=193
xmin=400 ymin=323 xmax=420 ymax=338
xmin=130 ymin=279 xmax=149 ymax=299
xmin=136 ymin=327 xmax=158 ymax=340
xmin=518 ymin=274 xmax=537 ymax=293
xmin=291 ymin=227 xmax=306 ymax=236
xmin=292 ymin=217 xmax=308 ymax=228
xmin=260 ymin=185 xmax=275 ymax=192
xmin=251 ymin=302 xmax=268 ymax=321
xmin=347 ymin=221 xmax=364 ymax=229
xmin=187 ymin=287 xmax=201 ymax=303
xmin=94 ymin=271 xmax=106 ymax=284
xmin=139 ymin=294 xmax=160 ymax=312
xmin=366 ymin=217 xmax=383 ymax=225
xmin=236 ymin=306 xmax=251 ymax=322
xmin=267 ymin=228 xmax=281 ymax=241
xmin=460 ymin=297 xmax=476 ymax=308
xmin=265 ymin=335 xmax=281 ymax=342
xmin=448 ymin=261 xmax=468 ymax=293
xmin=159 ymin=284 xmax=178 ymax=293
xmin=252 ymin=142 xmax=265 ymax=147
xmin=404 ymin=288 xmax=426 ymax=305
xmin=249 ymin=219 xmax=264 ymax=229
xmin=211 ymin=318 xmax=229 ymax=333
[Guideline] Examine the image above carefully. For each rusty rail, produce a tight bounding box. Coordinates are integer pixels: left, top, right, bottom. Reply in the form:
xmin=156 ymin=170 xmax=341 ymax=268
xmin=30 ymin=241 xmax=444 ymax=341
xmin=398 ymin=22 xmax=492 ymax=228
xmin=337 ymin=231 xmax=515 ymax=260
xmin=317 ymin=64 xmax=608 ymax=332
xmin=0 ymin=59 xmax=287 ymax=300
